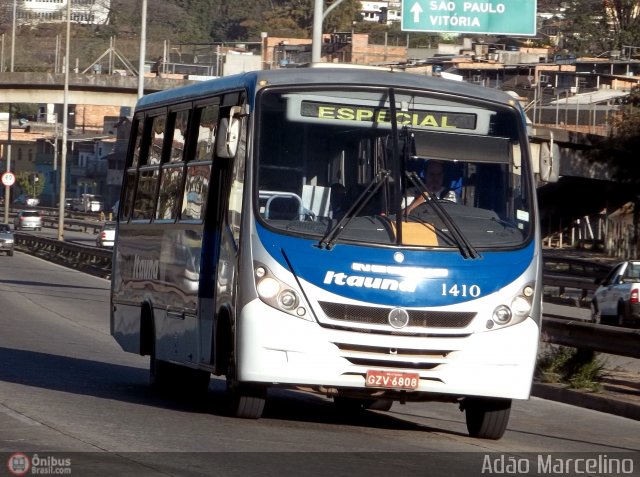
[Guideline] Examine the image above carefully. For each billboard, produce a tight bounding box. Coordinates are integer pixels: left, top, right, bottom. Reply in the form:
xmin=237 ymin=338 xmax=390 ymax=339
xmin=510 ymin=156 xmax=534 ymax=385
xmin=401 ymin=0 xmax=537 ymax=35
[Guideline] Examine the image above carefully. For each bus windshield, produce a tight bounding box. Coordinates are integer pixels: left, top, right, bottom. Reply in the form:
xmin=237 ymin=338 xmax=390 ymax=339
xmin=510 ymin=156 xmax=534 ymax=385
xmin=255 ymin=87 xmax=532 ymax=250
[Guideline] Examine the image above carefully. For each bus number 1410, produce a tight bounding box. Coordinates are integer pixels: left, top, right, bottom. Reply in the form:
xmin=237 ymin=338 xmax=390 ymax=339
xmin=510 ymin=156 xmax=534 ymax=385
xmin=441 ymin=283 xmax=481 ymax=297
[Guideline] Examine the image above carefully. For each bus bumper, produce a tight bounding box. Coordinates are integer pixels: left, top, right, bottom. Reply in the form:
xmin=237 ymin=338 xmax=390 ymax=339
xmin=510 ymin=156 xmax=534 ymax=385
xmin=236 ymin=299 xmax=540 ymax=400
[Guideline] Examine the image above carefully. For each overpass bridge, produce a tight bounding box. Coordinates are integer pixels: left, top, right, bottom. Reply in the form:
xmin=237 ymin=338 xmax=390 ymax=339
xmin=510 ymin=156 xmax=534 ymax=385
xmin=0 ymin=72 xmax=195 ymax=108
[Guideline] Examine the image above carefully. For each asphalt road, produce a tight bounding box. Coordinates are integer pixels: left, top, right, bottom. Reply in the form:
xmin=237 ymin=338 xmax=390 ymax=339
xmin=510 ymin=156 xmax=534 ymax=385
xmin=0 ymin=252 xmax=639 ymax=476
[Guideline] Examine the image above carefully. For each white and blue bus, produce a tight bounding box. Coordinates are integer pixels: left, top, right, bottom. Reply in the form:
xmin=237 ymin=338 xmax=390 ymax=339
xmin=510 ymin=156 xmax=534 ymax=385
xmin=111 ymin=67 xmax=542 ymax=440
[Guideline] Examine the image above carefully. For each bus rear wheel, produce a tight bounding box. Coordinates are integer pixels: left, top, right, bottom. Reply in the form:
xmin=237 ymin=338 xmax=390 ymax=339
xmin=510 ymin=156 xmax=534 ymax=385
xmin=463 ymin=397 xmax=511 ymax=440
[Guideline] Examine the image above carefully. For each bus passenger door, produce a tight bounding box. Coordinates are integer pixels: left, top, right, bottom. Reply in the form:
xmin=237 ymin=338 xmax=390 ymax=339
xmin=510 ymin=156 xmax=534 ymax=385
xmin=199 ymin=99 xmax=247 ymax=371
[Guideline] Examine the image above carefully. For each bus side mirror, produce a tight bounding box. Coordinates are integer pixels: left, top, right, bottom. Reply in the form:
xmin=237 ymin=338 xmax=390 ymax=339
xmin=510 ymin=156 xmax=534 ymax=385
xmin=217 ymin=106 xmax=242 ymax=158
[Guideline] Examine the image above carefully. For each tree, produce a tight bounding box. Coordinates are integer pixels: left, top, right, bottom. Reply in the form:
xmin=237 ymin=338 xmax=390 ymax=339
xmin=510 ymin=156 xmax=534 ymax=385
xmin=16 ymin=172 xmax=45 ymax=200
xmin=324 ymin=0 xmax=361 ymax=33
xmin=559 ymin=0 xmax=611 ymax=55
xmin=605 ymin=0 xmax=640 ymax=48
xmin=559 ymin=0 xmax=640 ymax=55
xmin=256 ymin=0 xmax=314 ymax=39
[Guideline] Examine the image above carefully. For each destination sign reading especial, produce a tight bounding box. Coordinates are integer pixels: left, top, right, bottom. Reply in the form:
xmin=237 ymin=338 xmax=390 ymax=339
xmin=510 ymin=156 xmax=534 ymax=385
xmin=401 ymin=0 xmax=536 ymax=35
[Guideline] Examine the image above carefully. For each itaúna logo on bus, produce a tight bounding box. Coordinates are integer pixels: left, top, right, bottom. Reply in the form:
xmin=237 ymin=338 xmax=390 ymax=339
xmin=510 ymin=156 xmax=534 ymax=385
xmin=322 ymin=262 xmax=449 ymax=293
xmin=133 ymin=255 xmax=160 ymax=280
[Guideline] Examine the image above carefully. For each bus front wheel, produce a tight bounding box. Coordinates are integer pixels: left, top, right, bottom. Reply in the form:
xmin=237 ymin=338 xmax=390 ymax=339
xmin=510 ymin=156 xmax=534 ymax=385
xmin=227 ymin=382 xmax=267 ymax=419
xmin=463 ymin=397 xmax=511 ymax=440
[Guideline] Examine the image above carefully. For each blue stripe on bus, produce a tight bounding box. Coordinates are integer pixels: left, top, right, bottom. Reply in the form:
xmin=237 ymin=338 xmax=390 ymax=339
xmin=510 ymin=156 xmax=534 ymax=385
xmin=255 ymin=223 xmax=535 ymax=307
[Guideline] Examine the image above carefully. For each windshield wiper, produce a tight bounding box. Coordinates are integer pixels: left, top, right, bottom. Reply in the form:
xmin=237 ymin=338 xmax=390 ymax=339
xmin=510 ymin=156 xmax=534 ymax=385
xmin=318 ymin=170 xmax=390 ymax=250
xmin=405 ymin=171 xmax=481 ymax=259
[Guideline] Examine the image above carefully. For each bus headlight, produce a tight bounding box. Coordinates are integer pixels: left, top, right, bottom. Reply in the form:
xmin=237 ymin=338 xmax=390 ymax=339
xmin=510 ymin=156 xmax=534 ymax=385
xmin=489 ymin=283 xmax=535 ymax=329
xmin=511 ymin=295 xmax=532 ymax=317
xmin=254 ymin=262 xmax=309 ymax=319
xmin=278 ymin=290 xmax=299 ymax=310
xmin=492 ymin=305 xmax=512 ymax=325
xmin=256 ymin=277 xmax=279 ymax=299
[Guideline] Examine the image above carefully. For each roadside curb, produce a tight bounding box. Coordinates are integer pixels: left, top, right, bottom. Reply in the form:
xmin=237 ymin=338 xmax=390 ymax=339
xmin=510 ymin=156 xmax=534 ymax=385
xmin=532 ymin=383 xmax=640 ymax=421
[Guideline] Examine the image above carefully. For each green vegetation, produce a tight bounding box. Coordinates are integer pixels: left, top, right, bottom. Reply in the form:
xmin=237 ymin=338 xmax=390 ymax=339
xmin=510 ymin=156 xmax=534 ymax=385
xmin=0 ymin=0 xmax=638 ymax=66
xmin=536 ymin=346 xmax=605 ymax=391
xmin=16 ymin=171 xmax=45 ymax=199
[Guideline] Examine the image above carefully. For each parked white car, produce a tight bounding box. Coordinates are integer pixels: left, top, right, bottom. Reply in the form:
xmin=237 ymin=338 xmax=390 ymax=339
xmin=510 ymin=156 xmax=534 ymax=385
xmin=95 ymin=222 xmax=116 ymax=248
xmin=591 ymin=260 xmax=640 ymax=326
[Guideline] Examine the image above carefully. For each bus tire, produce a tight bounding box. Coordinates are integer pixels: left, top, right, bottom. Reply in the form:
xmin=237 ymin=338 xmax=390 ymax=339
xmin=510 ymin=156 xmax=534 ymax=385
xmin=463 ymin=397 xmax=511 ymax=440
xmin=228 ymin=384 xmax=266 ymax=419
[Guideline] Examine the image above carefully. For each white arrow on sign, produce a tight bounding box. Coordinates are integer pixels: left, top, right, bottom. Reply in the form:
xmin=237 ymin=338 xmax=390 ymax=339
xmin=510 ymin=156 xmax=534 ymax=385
xmin=410 ymin=2 xmax=423 ymax=23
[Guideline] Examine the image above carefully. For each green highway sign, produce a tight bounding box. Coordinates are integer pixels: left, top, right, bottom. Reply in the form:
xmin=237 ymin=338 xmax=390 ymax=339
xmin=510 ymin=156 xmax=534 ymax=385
xmin=401 ymin=0 xmax=537 ymax=35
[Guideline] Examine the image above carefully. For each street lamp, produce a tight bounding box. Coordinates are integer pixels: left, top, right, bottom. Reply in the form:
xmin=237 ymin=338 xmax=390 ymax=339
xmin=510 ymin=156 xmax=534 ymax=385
xmin=45 ymin=134 xmax=58 ymax=206
xmin=138 ymin=0 xmax=147 ymax=99
xmin=3 ymin=0 xmax=17 ymax=224
xmin=57 ymin=0 xmax=71 ymax=241
xmin=312 ymin=0 xmax=347 ymax=63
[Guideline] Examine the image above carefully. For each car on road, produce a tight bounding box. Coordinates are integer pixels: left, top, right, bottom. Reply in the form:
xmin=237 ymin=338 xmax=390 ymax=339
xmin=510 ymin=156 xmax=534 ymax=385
xmin=591 ymin=260 xmax=640 ymax=326
xmin=13 ymin=210 xmax=43 ymax=231
xmin=0 ymin=223 xmax=14 ymax=256
xmin=14 ymin=195 xmax=40 ymax=207
xmin=95 ymin=221 xmax=116 ymax=248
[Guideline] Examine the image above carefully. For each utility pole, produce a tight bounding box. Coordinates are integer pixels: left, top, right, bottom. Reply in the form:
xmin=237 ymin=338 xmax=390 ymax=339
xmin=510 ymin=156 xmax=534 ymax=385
xmin=312 ymin=0 xmax=347 ymax=63
xmin=4 ymin=0 xmax=17 ymax=224
xmin=58 ymin=0 xmax=71 ymax=241
xmin=138 ymin=0 xmax=147 ymax=99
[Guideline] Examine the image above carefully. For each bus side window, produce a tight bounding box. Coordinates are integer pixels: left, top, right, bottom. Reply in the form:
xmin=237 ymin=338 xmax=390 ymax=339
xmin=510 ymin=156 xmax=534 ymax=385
xmin=156 ymin=165 xmax=184 ymax=221
xmin=129 ymin=117 xmax=144 ymax=168
xmin=120 ymin=171 xmax=136 ymax=221
xmin=170 ymin=110 xmax=189 ymax=163
xmin=132 ymin=168 xmax=160 ymax=221
xmin=195 ymin=104 xmax=219 ymax=162
xmin=181 ymin=164 xmax=211 ymax=221
xmin=148 ymin=115 xmax=166 ymax=165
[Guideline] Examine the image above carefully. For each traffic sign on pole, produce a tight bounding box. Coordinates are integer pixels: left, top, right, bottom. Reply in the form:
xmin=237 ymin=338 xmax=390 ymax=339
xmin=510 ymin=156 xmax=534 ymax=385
xmin=1 ymin=172 xmax=15 ymax=187
xmin=401 ymin=0 xmax=536 ymax=35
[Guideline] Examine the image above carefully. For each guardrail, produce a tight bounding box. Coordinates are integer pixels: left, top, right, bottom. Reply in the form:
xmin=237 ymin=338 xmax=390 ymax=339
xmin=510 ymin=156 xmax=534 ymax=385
xmin=14 ymin=234 xmax=637 ymax=358
xmin=15 ymin=233 xmax=113 ymax=278
xmin=541 ymin=317 xmax=640 ymax=359
xmin=40 ymin=216 xmax=105 ymax=234
xmin=7 ymin=206 xmax=107 ymax=234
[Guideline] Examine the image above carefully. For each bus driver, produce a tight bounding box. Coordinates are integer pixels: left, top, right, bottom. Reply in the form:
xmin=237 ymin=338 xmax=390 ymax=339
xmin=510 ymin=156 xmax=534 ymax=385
xmin=404 ymin=159 xmax=457 ymax=214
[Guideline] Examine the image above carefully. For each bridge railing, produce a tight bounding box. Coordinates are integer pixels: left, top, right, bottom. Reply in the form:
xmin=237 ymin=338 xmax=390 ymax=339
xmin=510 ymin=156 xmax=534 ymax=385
xmin=13 ymin=234 xmax=637 ymax=357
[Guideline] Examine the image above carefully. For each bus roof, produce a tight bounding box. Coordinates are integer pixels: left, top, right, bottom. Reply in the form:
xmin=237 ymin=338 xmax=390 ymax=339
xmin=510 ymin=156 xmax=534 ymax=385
xmin=136 ymin=67 xmax=519 ymax=111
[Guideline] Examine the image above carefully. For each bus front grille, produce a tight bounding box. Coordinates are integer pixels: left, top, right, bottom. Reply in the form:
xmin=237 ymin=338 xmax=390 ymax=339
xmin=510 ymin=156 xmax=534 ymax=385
xmin=318 ymin=301 xmax=476 ymax=329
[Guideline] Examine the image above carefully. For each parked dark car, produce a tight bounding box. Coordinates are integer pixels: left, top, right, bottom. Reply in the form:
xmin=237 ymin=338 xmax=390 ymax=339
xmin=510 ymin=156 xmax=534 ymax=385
xmin=0 ymin=223 xmax=14 ymax=256
xmin=591 ymin=261 xmax=640 ymax=326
